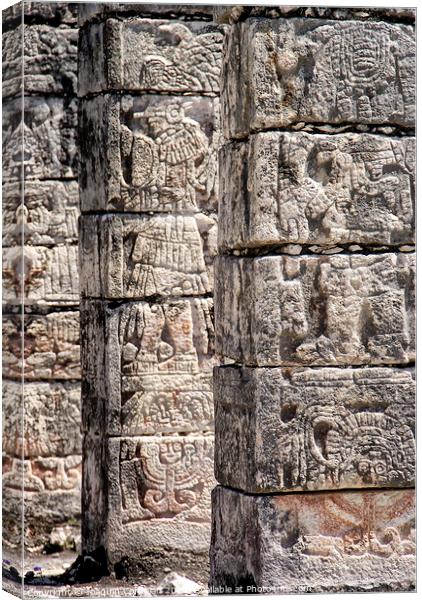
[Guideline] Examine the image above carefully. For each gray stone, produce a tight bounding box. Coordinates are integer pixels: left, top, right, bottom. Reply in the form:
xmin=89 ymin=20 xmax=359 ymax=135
xmin=2 ymin=2 xmax=78 ymax=27
xmin=79 ymin=19 xmax=223 ymax=96
xmin=3 ymin=96 xmax=77 ymax=180
xmin=219 ymin=132 xmax=415 ymax=250
xmin=79 ymin=94 xmax=220 ymax=213
xmin=222 ymin=19 xmax=415 ymax=138
xmin=78 ymin=4 xmax=215 ymax=27
xmin=3 ymin=244 xmax=79 ymax=306
xmin=2 ymin=25 xmax=77 ymax=98
xmin=3 ymin=311 xmax=80 ymax=380
xmin=81 ymin=298 xmax=215 ymax=436
xmin=215 ymin=366 xmax=415 ymax=493
xmin=2 ymin=180 xmax=79 ymax=246
xmin=156 ymin=572 xmax=202 ymax=595
xmin=210 ymin=486 xmax=416 ymax=593
xmin=215 ymin=253 xmax=415 ymax=366
xmin=80 ymin=214 xmax=217 ymax=299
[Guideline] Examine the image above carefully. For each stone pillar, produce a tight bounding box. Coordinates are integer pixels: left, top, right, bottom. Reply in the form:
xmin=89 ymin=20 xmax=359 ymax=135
xmin=78 ymin=3 xmax=223 ymax=581
xmin=2 ymin=1 xmax=81 ymax=555
xmin=211 ymin=6 xmax=415 ymax=593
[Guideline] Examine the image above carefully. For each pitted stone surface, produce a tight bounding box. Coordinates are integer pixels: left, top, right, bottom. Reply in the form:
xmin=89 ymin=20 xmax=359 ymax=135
xmin=80 ymin=214 xmax=217 ymax=299
xmin=79 ymin=94 xmax=220 ymax=213
xmin=78 ymin=4 xmax=215 ymax=27
xmin=215 ymin=366 xmax=415 ymax=493
xmin=3 ymin=180 xmax=79 ymax=246
xmin=222 ymin=19 xmax=415 ymax=139
xmin=219 ymin=132 xmax=415 ymax=250
xmin=2 ymin=2 xmax=78 ymax=27
xmin=3 ymin=245 xmax=79 ymax=306
xmin=3 ymin=311 xmax=80 ymax=380
xmin=210 ymin=486 xmax=416 ymax=593
xmin=3 ymin=96 xmax=77 ymax=180
xmin=215 ymin=253 xmax=415 ymax=366
xmin=81 ymin=298 xmax=215 ymax=436
xmin=2 ymin=25 xmax=77 ymax=98
xmin=79 ymin=18 xmax=223 ymax=95
xmin=83 ymin=433 xmax=214 ymax=557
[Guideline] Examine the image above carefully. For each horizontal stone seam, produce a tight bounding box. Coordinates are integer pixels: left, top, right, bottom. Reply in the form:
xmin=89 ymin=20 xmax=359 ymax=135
xmin=79 ymin=209 xmax=218 ymax=218
xmin=3 ymin=91 xmax=79 ymax=102
xmin=3 ymin=307 xmax=81 ymax=315
xmin=214 ymin=483 xmax=416 ymax=499
xmin=5 ymin=177 xmax=79 ymax=184
xmin=78 ymin=13 xmax=215 ymax=30
xmin=216 ymin=360 xmax=416 ymax=371
xmin=91 ymin=431 xmax=215 ymax=439
xmin=224 ymin=126 xmax=415 ymax=143
xmin=225 ymin=10 xmax=415 ymax=27
xmin=2 ymin=16 xmax=78 ymax=33
xmin=80 ymin=293 xmax=214 ymax=305
xmin=218 ymin=248 xmax=415 ymax=258
xmin=78 ymin=89 xmax=220 ymax=101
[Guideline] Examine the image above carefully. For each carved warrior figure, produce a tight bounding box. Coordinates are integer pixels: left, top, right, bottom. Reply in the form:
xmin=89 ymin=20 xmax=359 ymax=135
xmin=3 ymin=457 xmax=81 ymax=492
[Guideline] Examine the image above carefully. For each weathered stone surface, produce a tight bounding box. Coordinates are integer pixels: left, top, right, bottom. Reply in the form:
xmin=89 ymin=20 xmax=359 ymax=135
xmin=3 ymin=95 xmax=77 ymax=180
xmin=79 ymin=19 xmax=222 ymax=96
xmin=79 ymin=94 xmax=220 ymax=213
xmin=219 ymin=132 xmax=415 ymax=249
xmin=2 ymin=380 xmax=81 ymax=458
xmin=3 ymin=245 xmax=79 ymax=306
xmin=215 ymin=253 xmax=415 ymax=366
xmin=83 ymin=433 xmax=214 ymax=559
xmin=2 ymin=180 xmax=79 ymax=246
xmin=78 ymin=3 xmax=214 ymax=27
xmin=210 ymin=486 xmax=416 ymax=593
xmin=215 ymin=366 xmax=415 ymax=493
xmin=80 ymin=214 xmax=217 ymax=299
xmin=3 ymin=311 xmax=80 ymax=380
xmin=2 ymin=2 xmax=78 ymax=27
xmin=81 ymin=298 xmax=215 ymax=436
xmin=2 ymin=25 xmax=77 ymax=98
xmin=222 ymin=19 xmax=415 ymax=138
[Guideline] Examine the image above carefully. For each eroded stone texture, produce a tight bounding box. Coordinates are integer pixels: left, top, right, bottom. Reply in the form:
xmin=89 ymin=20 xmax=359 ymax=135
xmin=81 ymin=298 xmax=215 ymax=436
xmin=2 ymin=25 xmax=77 ymax=98
xmin=2 ymin=180 xmax=79 ymax=246
xmin=215 ymin=253 xmax=415 ymax=366
xmin=80 ymin=214 xmax=217 ymax=299
xmin=2 ymin=95 xmax=77 ymax=180
xmin=78 ymin=4 xmax=214 ymax=27
xmin=2 ymin=2 xmax=78 ymax=27
xmin=219 ymin=133 xmax=415 ymax=250
xmin=210 ymin=486 xmax=416 ymax=592
xmin=3 ymin=245 xmax=79 ymax=306
xmin=3 ymin=311 xmax=80 ymax=380
xmin=79 ymin=94 xmax=220 ymax=213
xmin=215 ymin=366 xmax=415 ymax=493
xmin=79 ymin=19 xmax=222 ymax=96
xmin=83 ymin=433 xmax=214 ymax=561
xmin=222 ymin=19 xmax=415 ymax=138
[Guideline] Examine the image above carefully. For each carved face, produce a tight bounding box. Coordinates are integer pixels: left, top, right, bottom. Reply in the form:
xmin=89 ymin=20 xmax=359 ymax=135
xmin=159 ymin=441 xmax=183 ymax=465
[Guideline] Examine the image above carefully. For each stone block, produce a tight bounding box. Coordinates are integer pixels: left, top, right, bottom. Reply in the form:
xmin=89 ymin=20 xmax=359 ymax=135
xmin=78 ymin=4 xmax=215 ymax=27
xmin=2 ymin=2 xmax=78 ymax=27
xmin=79 ymin=94 xmax=220 ymax=213
xmin=2 ymin=380 xmax=81 ymax=458
xmin=215 ymin=366 xmax=415 ymax=493
xmin=3 ymin=245 xmax=79 ymax=307
xmin=3 ymin=311 xmax=80 ymax=380
xmin=210 ymin=486 xmax=416 ymax=593
xmin=2 ymin=25 xmax=77 ymax=98
xmin=83 ymin=433 xmax=214 ymax=560
xmin=219 ymin=132 xmax=415 ymax=250
xmin=222 ymin=19 xmax=415 ymax=138
xmin=79 ymin=19 xmax=222 ymax=96
xmin=80 ymin=214 xmax=217 ymax=299
xmin=81 ymin=298 xmax=215 ymax=435
xmin=3 ymin=96 xmax=77 ymax=180
xmin=215 ymin=253 xmax=415 ymax=366
xmin=2 ymin=180 xmax=79 ymax=246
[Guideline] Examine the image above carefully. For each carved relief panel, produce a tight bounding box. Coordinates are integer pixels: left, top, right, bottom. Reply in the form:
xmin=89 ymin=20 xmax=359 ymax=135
xmin=215 ymin=366 xmax=415 ymax=492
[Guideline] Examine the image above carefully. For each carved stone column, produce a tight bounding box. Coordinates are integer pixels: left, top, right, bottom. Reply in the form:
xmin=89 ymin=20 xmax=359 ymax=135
xmin=211 ymin=6 xmax=415 ymax=593
xmin=78 ymin=4 xmax=223 ymax=580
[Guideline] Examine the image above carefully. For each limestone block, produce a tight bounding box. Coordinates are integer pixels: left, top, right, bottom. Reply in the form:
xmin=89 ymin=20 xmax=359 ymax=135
xmin=215 ymin=253 xmax=415 ymax=366
xmin=222 ymin=19 xmax=415 ymax=138
xmin=78 ymin=4 xmax=214 ymax=26
xmin=210 ymin=486 xmax=416 ymax=593
xmin=2 ymin=180 xmax=79 ymax=246
xmin=215 ymin=366 xmax=415 ymax=493
xmin=2 ymin=25 xmax=77 ymax=98
xmin=81 ymin=298 xmax=215 ymax=436
xmin=3 ymin=96 xmax=77 ymax=180
xmin=3 ymin=311 xmax=80 ymax=380
xmin=83 ymin=434 xmax=214 ymax=559
xmin=79 ymin=94 xmax=220 ymax=213
xmin=80 ymin=214 xmax=217 ymax=299
xmin=2 ymin=2 xmax=78 ymax=27
xmin=2 ymin=245 xmax=79 ymax=306
xmin=79 ymin=19 xmax=222 ymax=96
xmin=219 ymin=133 xmax=415 ymax=250
xmin=2 ymin=380 xmax=81 ymax=459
